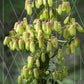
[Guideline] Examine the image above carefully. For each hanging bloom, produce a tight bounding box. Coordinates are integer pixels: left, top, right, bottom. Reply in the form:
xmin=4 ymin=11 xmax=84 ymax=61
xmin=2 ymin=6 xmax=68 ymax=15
xmin=46 ymin=21 xmax=51 ymax=35
xmin=33 ymin=68 xmax=39 ymax=79
xmin=58 ymin=71 xmax=63 ymax=81
xmin=75 ymin=36 xmax=80 ymax=47
xmin=43 ymin=0 xmax=46 ymax=6
xmin=13 ymin=39 xmax=19 ymax=51
xmin=23 ymin=66 xmax=29 ymax=79
xmin=68 ymin=24 xmax=76 ymax=36
xmin=45 ymin=71 xmax=49 ymax=75
xmin=25 ymin=38 xmax=30 ymax=51
xmin=30 ymin=41 xmax=35 ymax=53
xmin=51 ymin=37 xmax=58 ymax=49
xmin=18 ymin=39 xmax=24 ymax=50
xmin=35 ymin=21 xmax=41 ymax=32
xmin=43 ymin=9 xmax=48 ymax=19
xmin=63 ymin=28 xmax=68 ymax=39
xmin=75 ymin=22 xmax=84 ymax=33
xmin=39 ymin=36 xmax=44 ymax=49
xmin=42 ymin=21 xmax=46 ymax=32
xmin=48 ymin=0 xmax=53 ymax=7
xmin=64 ymin=16 xmax=69 ymax=24
xmin=14 ymin=22 xmax=18 ymax=31
xmin=47 ymin=41 xmax=51 ymax=52
xmin=66 ymin=44 xmax=70 ymax=56
xmin=70 ymin=41 xmax=75 ymax=55
xmin=38 ymin=30 xmax=43 ymax=39
xmin=35 ymin=0 xmax=40 ymax=8
xmin=27 ymin=4 xmax=32 ymax=15
xmin=23 ymin=17 xmax=28 ymax=25
xmin=54 ymin=21 xmax=58 ymax=31
xmin=41 ymin=53 xmax=45 ymax=63
xmin=62 ymin=2 xmax=67 ymax=11
xmin=58 ymin=49 xmax=63 ymax=60
xmin=66 ymin=2 xmax=71 ymax=15
xmin=58 ymin=5 xmax=62 ymax=15
xmin=27 ymin=56 xmax=34 ymax=69
xmin=61 ymin=57 xmax=64 ymax=66
xmin=52 ymin=72 xmax=56 ymax=82
xmin=23 ymin=32 xmax=28 ymax=42
xmin=16 ymin=23 xmax=24 ymax=34
xmin=38 ymin=0 xmax=43 ymax=6
xmin=25 ymin=0 xmax=30 ymax=10
xmin=36 ymin=59 xmax=40 ymax=68
xmin=9 ymin=41 xmax=13 ymax=50
xmin=3 ymin=36 xmax=10 ymax=45
xmin=18 ymin=76 xmax=22 ymax=84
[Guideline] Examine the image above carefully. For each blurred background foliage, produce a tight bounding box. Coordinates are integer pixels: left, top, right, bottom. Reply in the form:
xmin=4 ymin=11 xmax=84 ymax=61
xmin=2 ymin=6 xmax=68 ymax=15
xmin=0 ymin=0 xmax=84 ymax=84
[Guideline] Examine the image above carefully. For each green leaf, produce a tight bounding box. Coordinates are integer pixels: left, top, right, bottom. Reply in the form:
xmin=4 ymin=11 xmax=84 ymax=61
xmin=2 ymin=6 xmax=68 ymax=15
xmin=52 ymin=8 xmax=61 ymax=21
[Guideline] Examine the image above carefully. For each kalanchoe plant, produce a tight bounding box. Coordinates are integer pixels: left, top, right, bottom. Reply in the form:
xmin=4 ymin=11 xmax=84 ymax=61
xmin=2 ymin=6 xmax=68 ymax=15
xmin=3 ymin=0 xmax=84 ymax=84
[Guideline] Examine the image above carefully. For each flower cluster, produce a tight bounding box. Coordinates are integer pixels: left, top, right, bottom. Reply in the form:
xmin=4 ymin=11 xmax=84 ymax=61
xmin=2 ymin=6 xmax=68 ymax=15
xmin=3 ymin=0 xmax=84 ymax=84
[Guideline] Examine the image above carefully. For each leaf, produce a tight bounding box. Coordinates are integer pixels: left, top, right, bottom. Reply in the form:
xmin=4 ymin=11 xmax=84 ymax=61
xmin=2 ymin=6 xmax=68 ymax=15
xmin=52 ymin=8 xmax=61 ymax=21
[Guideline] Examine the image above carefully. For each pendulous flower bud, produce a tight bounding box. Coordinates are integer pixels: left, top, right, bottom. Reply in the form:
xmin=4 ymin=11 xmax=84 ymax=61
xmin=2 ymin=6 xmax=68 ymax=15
xmin=23 ymin=66 xmax=29 ymax=79
xmin=43 ymin=9 xmax=48 ymax=19
xmin=52 ymin=72 xmax=56 ymax=82
xmin=23 ymin=32 xmax=28 ymax=42
xmin=58 ymin=71 xmax=63 ymax=81
xmin=14 ymin=22 xmax=18 ymax=31
xmin=47 ymin=41 xmax=51 ymax=52
xmin=70 ymin=41 xmax=75 ymax=55
xmin=51 ymin=37 xmax=58 ymax=49
xmin=54 ymin=21 xmax=58 ymax=31
xmin=61 ymin=57 xmax=64 ymax=66
xmin=35 ymin=0 xmax=40 ymax=8
xmin=27 ymin=4 xmax=32 ymax=15
xmin=3 ymin=36 xmax=9 ymax=45
xmin=64 ymin=16 xmax=69 ymax=24
xmin=66 ymin=2 xmax=71 ymax=15
xmin=16 ymin=23 xmax=24 ymax=34
xmin=38 ymin=0 xmax=43 ymax=6
xmin=25 ymin=38 xmax=30 ymax=51
xmin=66 ymin=44 xmax=70 ymax=56
xmin=23 ymin=17 xmax=28 ymax=25
xmin=63 ymin=28 xmax=68 ymax=39
xmin=41 ymin=53 xmax=45 ymax=63
xmin=18 ymin=39 xmax=24 ymax=50
xmin=30 ymin=41 xmax=35 ymax=53
xmin=46 ymin=21 xmax=51 ymax=35
xmin=42 ymin=21 xmax=46 ymax=32
xmin=75 ymin=36 xmax=80 ymax=47
xmin=75 ymin=23 xmax=84 ymax=33
xmin=27 ymin=56 xmax=34 ymax=69
xmin=43 ymin=0 xmax=46 ymax=6
xmin=38 ymin=30 xmax=43 ymax=39
xmin=18 ymin=76 xmax=22 ymax=84
xmin=35 ymin=22 xmax=41 ymax=32
xmin=36 ymin=59 xmax=40 ymax=68
xmin=25 ymin=0 xmax=30 ymax=10
xmin=58 ymin=49 xmax=63 ymax=60
xmin=58 ymin=5 xmax=62 ymax=15
xmin=62 ymin=67 xmax=67 ymax=78
xmin=39 ymin=36 xmax=44 ymax=49
xmin=45 ymin=71 xmax=49 ymax=75
xmin=9 ymin=41 xmax=13 ymax=50
xmin=13 ymin=39 xmax=19 ymax=50
xmin=62 ymin=2 xmax=67 ymax=11
xmin=33 ymin=68 xmax=39 ymax=79
xmin=48 ymin=0 xmax=53 ymax=7
xmin=68 ymin=24 xmax=76 ymax=36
